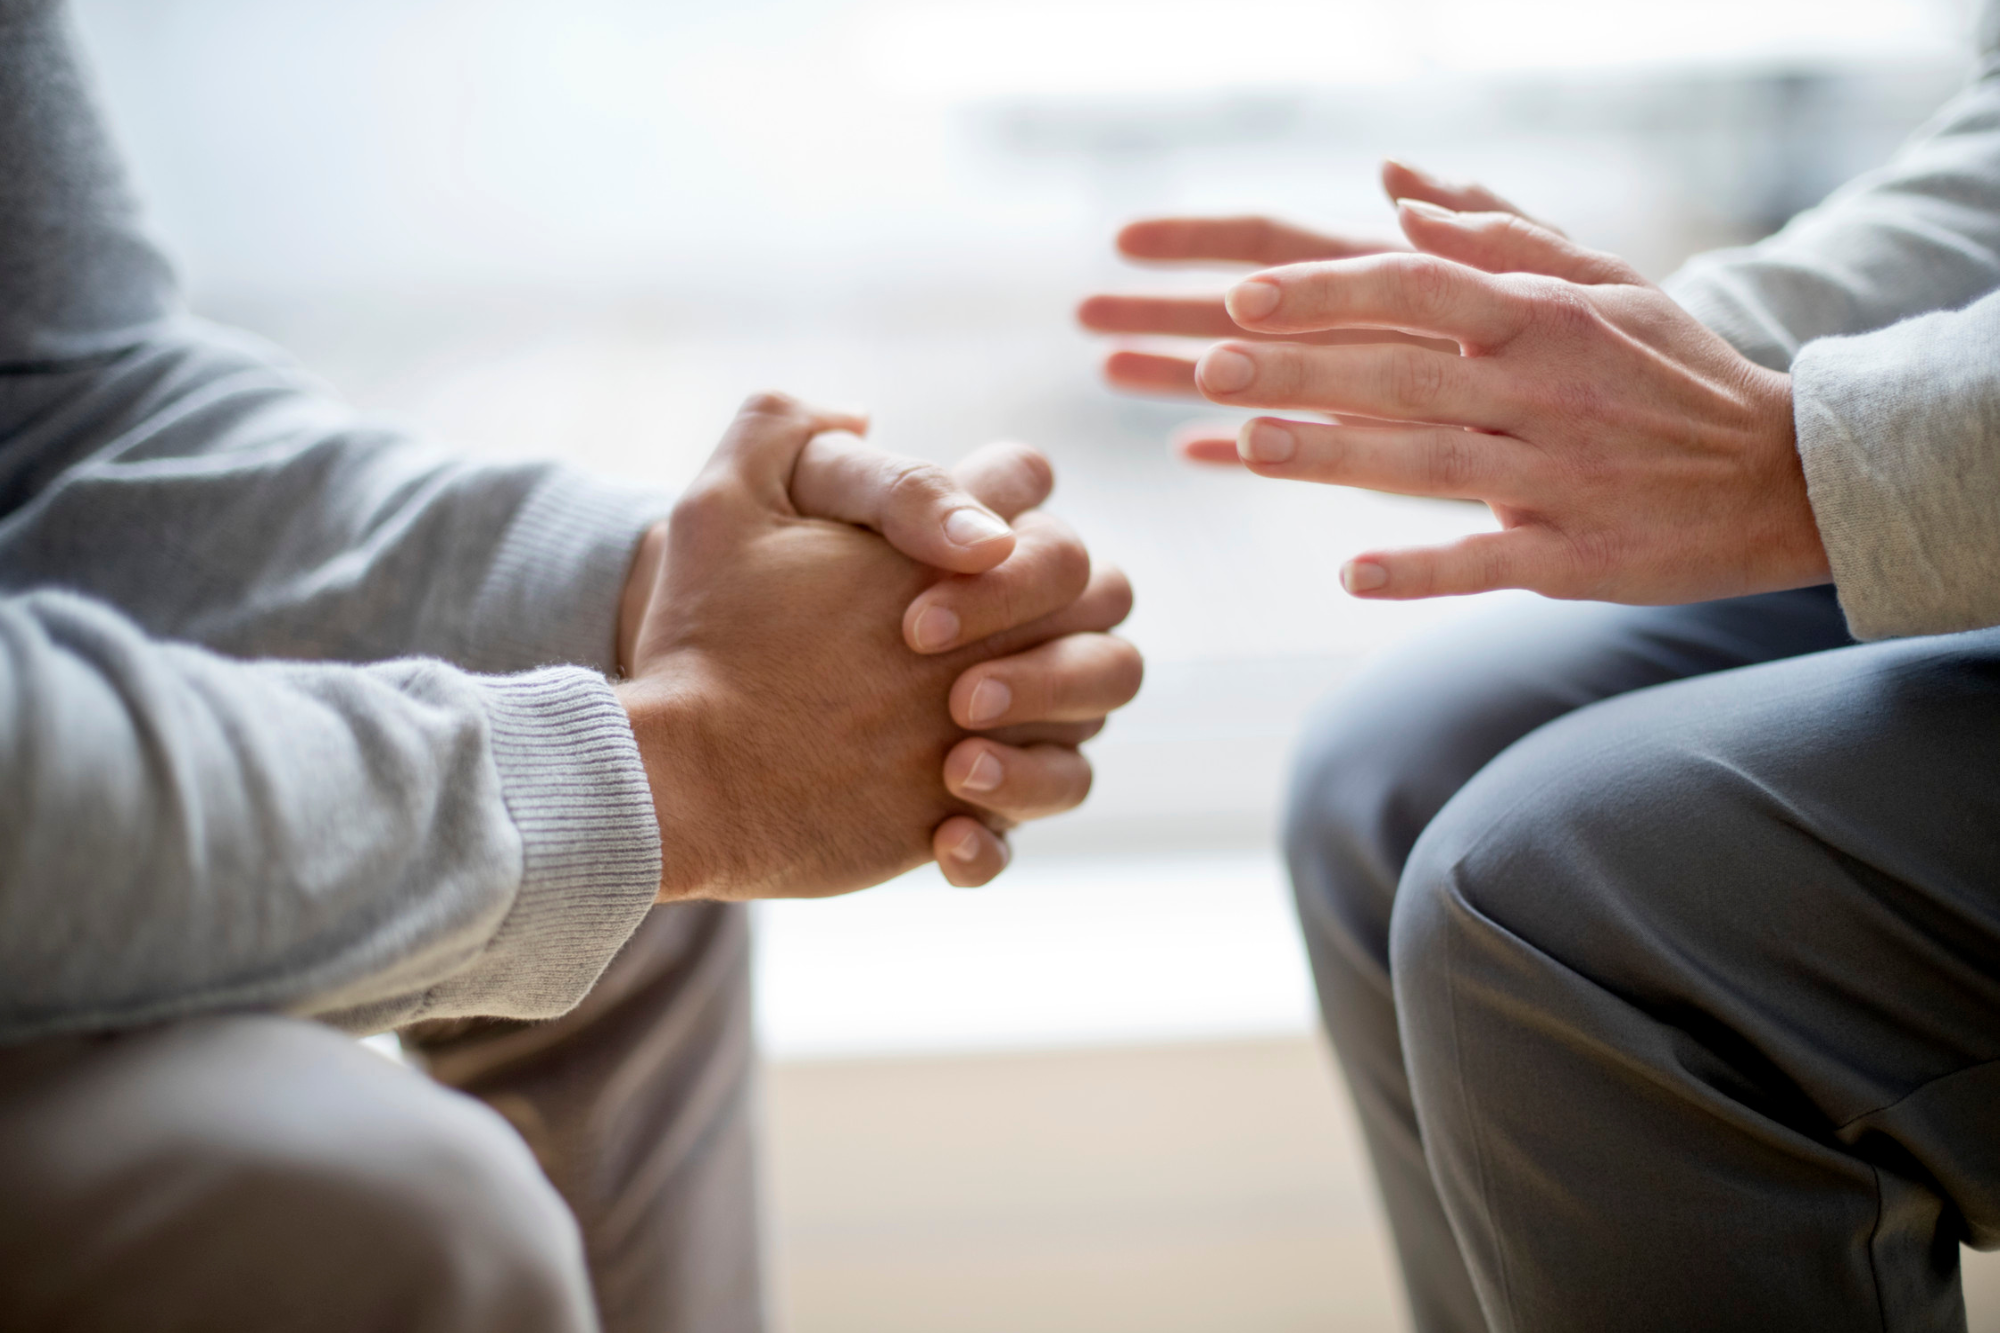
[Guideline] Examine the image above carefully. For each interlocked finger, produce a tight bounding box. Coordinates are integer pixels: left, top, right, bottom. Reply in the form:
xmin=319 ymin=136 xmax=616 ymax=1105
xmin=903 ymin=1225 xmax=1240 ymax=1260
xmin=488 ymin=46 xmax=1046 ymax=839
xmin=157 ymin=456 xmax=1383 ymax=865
xmin=702 ymin=391 xmax=869 ymax=511
xmin=953 ymin=440 xmax=1056 ymax=521
xmin=944 ymin=739 xmax=1095 ymax=823
xmin=934 ymin=816 xmax=1010 ymax=888
xmin=949 ymin=632 xmax=1144 ymax=730
xmin=981 ymin=718 xmax=1106 ymax=748
xmin=790 ymin=431 xmax=1015 ymax=574
xmin=904 ymin=511 xmax=1092 ymax=654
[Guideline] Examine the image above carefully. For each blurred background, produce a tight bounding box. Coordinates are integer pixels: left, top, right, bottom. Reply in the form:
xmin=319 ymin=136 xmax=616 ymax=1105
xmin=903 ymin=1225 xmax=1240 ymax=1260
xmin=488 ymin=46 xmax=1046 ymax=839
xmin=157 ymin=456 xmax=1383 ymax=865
xmin=70 ymin=1 xmax=2000 ymax=1328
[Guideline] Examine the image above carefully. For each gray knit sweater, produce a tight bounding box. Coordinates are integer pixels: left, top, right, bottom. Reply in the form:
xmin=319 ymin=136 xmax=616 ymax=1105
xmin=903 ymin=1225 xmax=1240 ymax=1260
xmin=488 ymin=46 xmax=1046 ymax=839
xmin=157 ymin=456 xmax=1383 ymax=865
xmin=5 ymin=1 xmax=1998 ymax=1043
xmin=0 ymin=0 xmax=666 ymax=1040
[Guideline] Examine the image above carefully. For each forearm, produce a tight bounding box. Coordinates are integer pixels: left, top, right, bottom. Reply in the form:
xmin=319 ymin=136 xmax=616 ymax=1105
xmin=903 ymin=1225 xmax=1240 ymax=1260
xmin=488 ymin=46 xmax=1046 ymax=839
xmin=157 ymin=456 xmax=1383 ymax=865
xmin=0 ymin=591 xmax=660 ymax=1041
xmin=0 ymin=323 xmax=669 ymax=673
xmin=1663 ymin=63 xmax=2000 ymax=370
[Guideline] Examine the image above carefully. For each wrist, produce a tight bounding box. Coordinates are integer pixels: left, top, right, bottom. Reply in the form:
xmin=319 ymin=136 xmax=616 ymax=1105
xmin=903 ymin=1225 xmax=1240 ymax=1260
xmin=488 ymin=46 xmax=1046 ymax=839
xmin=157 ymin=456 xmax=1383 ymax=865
xmin=1749 ymin=368 xmax=1833 ymax=592
xmin=617 ymin=520 xmax=672 ymax=679
xmin=616 ymin=669 xmax=725 ymax=903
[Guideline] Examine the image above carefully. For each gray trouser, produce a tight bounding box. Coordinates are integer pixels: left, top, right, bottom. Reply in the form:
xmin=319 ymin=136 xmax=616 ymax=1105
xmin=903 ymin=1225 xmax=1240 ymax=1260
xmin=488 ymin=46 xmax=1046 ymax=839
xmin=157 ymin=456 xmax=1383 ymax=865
xmin=1288 ymin=586 xmax=2000 ymax=1333
xmin=0 ymin=902 xmax=758 ymax=1333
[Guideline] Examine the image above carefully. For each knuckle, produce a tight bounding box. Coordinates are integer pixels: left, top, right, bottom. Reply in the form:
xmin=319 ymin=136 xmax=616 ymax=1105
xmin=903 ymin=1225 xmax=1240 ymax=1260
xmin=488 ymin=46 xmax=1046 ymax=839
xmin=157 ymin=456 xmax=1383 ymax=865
xmin=1393 ymin=254 xmax=1456 ymax=320
xmin=1558 ymin=528 xmax=1619 ymax=594
xmin=737 ymin=389 xmax=800 ymax=419
xmin=1092 ymin=566 xmax=1136 ymax=622
xmin=1421 ymin=431 xmax=1477 ymax=493
xmin=1525 ymin=280 xmax=1598 ymax=340
xmin=1104 ymin=638 xmax=1145 ymax=702
xmin=1046 ymin=533 xmax=1092 ymax=599
xmin=667 ymin=482 xmax=737 ymax=554
xmin=1497 ymin=213 xmax=1541 ymax=247
xmin=669 ymin=477 xmax=730 ymax=526
xmin=1006 ymin=444 xmax=1055 ymax=502
xmin=1064 ymin=757 xmax=1096 ymax=808
xmin=1386 ymin=349 xmax=1448 ymax=411
xmin=883 ymin=458 xmax=955 ymax=510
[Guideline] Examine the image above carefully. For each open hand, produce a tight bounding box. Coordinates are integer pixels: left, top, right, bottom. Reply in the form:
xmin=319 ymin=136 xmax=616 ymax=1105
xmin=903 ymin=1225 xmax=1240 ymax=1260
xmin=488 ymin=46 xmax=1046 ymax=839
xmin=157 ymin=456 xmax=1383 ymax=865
xmin=1078 ymin=161 xmax=1532 ymax=460
xmin=1192 ymin=200 xmax=1828 ymax=603
xmin=617 ymin=394 xmax=1141 ymax=899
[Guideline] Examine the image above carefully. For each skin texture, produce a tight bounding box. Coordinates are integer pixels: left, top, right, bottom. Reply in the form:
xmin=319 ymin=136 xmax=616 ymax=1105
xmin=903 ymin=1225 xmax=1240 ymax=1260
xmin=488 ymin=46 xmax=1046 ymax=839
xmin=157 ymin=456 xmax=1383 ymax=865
xmin=616 ymin=394 xmax=1142 ymax=899
xmin=1080 ymin=161 xmax=1829 ymax=603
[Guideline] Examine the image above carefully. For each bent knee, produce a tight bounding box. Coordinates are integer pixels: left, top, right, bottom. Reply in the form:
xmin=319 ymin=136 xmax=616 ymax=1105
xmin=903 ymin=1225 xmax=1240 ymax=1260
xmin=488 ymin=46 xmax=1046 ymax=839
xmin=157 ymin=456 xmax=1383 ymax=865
xmin=1385 ymin=701 xmax=1766 ymax=1010
xmin=1284 ymin=655 xmax=1537 ymax=966
xmin=3 ymin=1017 xmax=594 ymax=1332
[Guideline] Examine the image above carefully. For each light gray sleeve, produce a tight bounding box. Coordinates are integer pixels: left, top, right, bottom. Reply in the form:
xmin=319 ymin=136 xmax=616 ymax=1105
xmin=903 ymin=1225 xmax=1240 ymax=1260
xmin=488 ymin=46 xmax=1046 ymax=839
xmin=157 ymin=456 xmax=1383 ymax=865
xmin=0 ymin=590 xmax=662 ymax=1042
xmin=0 ymin=1 xmax=672 ymax=1041
xmin=0 ymin=0 xmax=670 ymax=676
xmin=0 ymin=325 xmax=671 ymax=678
xmin=1662 ymin=27 xmax=2000 ymax=371
xmin=1789 ymin=291 xmax=2000 ymax=640
xmin=1654 ymin=10 xmax=2000 ymax=638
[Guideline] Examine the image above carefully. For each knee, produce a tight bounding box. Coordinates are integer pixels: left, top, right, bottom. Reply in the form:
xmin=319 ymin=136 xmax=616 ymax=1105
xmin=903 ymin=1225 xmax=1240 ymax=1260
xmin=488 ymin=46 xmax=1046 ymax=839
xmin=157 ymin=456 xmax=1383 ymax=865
xmin=1285 ymin=670 xmax=1472 ymax=973
xmin=24 ymin=1018 xmax=597 ymax=1333
xmin=1385 ymin=707 xmax=1731 ymax=1050
xmin=214 ymin=1040 xmax=593 ymax=1329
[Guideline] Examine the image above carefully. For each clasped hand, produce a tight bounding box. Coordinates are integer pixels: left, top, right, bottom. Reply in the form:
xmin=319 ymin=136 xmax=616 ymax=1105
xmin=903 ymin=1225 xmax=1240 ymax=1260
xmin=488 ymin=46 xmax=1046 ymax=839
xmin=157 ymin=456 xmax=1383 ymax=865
xmin=617 ymin=393 xmax=1141 ymax=900
xmin=1083 ymin=161 xmax=1831 ymax=605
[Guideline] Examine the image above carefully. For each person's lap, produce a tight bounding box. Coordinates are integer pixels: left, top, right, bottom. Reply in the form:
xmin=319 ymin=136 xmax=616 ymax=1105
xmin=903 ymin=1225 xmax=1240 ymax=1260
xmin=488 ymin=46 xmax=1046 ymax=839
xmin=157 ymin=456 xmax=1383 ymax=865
xmin=0 ymin=901 xmax=755 ymax=1333
xmin=1285 ymin=585 xmax=1855 ymax=1332
xmin=1288 ymin=587 xmax=2000 ymax=1331
xmin=0 ymin=1012 xmax=597 ymax=1332
xmin=1394 ymin=619 xmax=2000 ymax=1331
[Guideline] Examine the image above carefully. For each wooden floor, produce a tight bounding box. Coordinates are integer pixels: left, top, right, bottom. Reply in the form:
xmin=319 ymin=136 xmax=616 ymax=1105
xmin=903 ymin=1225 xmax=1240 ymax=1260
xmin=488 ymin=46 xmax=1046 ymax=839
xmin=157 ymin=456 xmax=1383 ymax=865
xmin=764 ymin=1037 xmax=2000 ymax=1333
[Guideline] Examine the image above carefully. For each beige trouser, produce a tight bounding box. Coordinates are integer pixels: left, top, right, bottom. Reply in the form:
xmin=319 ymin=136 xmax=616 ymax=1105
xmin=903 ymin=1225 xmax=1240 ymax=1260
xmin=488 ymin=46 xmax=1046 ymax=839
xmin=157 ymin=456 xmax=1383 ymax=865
xmin=0 ymin=903 xmax=759 ymax=1333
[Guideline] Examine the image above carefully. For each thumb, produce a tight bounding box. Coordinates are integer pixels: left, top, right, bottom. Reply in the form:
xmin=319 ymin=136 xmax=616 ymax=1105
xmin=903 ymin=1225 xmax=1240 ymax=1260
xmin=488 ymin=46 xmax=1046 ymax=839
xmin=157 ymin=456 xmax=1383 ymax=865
xmin=790 ymin=432 xmax=1020 ymax=575
xmin=699 ymin=391 xmax=870 ymax=511
xmin=1395 ymin=200 xmax=1641 ymax=286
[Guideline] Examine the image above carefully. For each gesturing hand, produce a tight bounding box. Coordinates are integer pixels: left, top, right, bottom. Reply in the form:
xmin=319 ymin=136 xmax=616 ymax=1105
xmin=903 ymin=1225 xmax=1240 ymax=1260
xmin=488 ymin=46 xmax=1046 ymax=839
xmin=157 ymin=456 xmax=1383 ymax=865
xmin=1190 ymin=201 xmax=1829 ymax=603
xmin=617 ymin=394 xmax=1141 ymax=900
xmin=1078 ymin=160 xmax=1536 ymax=460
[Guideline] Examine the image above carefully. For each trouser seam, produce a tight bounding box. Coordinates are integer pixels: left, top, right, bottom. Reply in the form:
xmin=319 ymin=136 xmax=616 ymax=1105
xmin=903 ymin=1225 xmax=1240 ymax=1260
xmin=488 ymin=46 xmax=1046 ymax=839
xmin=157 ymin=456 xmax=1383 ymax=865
xmin=1867 ymin=1162 xmax=1893 ymax=1333
xmin=1443 ymin=874 xmax=1516 ymax=1330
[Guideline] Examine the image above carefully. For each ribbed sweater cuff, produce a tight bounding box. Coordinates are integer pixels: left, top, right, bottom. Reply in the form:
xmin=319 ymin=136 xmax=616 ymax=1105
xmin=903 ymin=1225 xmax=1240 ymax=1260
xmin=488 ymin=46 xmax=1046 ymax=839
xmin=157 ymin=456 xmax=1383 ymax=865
xmin=468 ymin=471 xmax=672 ymax=675
xmin=429 ymin=667 xmax=662 ymax=1019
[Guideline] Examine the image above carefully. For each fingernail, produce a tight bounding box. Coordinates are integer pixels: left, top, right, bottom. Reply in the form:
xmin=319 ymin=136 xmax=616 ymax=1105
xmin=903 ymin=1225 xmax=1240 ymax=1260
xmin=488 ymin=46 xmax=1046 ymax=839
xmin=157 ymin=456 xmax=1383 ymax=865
xmin=949 ymin=825 xmax=983 ymax=861
xmin=1226 ymin=279 xmax=1281 ymax=322
xmin=1399 ymin=198 xmax=1457 ymax=222
xmin=1241 ymin=421 xmax=1297 ymax=464
xmin=966 ymin=677 xmax=1012 ymax=725
xmin=1342 ymin=560 xmax=1390 ymax=593
xmin=912 ymin=604 xmax=961 ymax=651
xmin=961 ymin=750 xmax=1004 ymax=793
xmin=944 ymin=507 xmax=1008 ymax=547
xmin=1196 ymin=347 xmax=1255 ymax=394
